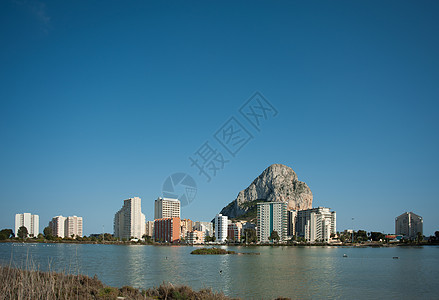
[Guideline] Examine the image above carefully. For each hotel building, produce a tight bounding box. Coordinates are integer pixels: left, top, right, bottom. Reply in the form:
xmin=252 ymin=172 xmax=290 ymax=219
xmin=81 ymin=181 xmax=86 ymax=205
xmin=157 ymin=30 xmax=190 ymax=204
xmin=154 ymin=197 xmax=180 ymax=219
xmin=114 ymin=197 xmax=146 ymax=239
xmin=154 ymin=217 xmax=181 ymax=243
xmin=257 ymin=202 xmax=287 ymax=242
xmin=15 ymin=213 xmax=39 ymax=238
xmin=395 ymin=212 xmax=423 ymax=239
xmin=214 ymin=214 xmax=228 ymax=243
xmin=296 ymin=207 xmax=336 ymax=243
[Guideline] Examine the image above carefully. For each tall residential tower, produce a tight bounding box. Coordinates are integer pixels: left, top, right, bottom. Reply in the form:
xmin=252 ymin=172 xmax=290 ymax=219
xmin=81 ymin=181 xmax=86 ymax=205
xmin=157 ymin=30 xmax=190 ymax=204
xmin=154 ymin=197 xmax=180 ymax=219
xmin=114 ymin=197 xmax=146 ymax=239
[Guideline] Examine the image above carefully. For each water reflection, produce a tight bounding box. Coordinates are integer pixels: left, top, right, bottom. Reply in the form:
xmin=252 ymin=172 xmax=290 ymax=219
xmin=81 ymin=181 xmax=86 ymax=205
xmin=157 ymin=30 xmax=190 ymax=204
xmin=0 ymin=243 xmax=438 ymax=299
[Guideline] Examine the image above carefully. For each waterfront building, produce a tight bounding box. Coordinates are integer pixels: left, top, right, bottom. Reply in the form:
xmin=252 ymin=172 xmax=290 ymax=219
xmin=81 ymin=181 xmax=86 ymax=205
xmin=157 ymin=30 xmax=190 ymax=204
xmin=50 ymin=215 xmax=83 ymax=238
xmin=154 ymin=217 xmax=181 ymax=243
xmin=287 ymin=210 xmax=297 ymax=237
xmin=154 ymin=197 xmax=180 ymax=219
xmin=15 ymin=213 xmax=39 ymax=238
xmin=257 ymin=202 xmax=287 ymax=242
xmin=395 ymin=212 xmax=423 ymax=239
xmin=145 ymin=221 xmax=154 ymax=237
xmin=227 ymin=222 xmax=242 ymax=241
xmin=187 ymin=230 xmax=205 ymax=244
xmin=114 ymin=197 xmax=146 ymax=240
xmin=193 ymin=221 xmax=213 ymax=237
xmin=296 ymin=207 xmax=336 ymax=243
xmin=65 ymin=216 xmax=83 ymax=238
xmin=214 ymin=214 xmax=228 ymax=243
xmin=49 ymin=216 xmax=66 ymax=237
xmin=180 ymin=219 xmax=194 ymax=239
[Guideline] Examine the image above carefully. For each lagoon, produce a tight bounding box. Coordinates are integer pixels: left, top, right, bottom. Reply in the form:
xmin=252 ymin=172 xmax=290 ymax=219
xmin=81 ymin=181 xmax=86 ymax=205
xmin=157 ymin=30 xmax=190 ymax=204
xmin=0 ymin=243 xmax=437 ymax=299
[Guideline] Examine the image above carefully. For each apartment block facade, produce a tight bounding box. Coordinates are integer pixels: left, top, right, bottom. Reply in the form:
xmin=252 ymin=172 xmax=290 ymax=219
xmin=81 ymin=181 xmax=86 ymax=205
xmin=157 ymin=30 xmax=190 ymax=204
xmin=214 ymin=214 xmax=228 ymax=243
xmin=296 ymin=207 xmax=336 ymax=243
xmin=154 ymin=217 xmax=181 ymax=243
xmin=395 ymin=212 xmax=423 ymax=239
xmin=15 ymin=213 xmax=39 ymax=238
xmin=257 ymin=202 xmax=287 ymax=242
xmin=49 ymin=215 xmax=83 ymax=238
xmin=154 ymin=197 xmax=180 ymax=220
xmin=114 ymin=197 xmax=146 ymax=239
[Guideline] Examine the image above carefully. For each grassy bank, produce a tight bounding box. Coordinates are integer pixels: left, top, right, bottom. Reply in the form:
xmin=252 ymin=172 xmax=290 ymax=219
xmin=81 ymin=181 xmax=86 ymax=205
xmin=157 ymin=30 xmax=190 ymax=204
xmin=0 ymin=265 xmax=235 ymax=300
xmin=191 ymin=248 xmax=236 ymax=255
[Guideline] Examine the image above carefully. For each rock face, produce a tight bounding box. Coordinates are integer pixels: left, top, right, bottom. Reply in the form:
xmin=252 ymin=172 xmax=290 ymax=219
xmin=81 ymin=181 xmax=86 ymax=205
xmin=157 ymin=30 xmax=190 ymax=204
xmin=219 ymin=164 xmax=313 ymax=219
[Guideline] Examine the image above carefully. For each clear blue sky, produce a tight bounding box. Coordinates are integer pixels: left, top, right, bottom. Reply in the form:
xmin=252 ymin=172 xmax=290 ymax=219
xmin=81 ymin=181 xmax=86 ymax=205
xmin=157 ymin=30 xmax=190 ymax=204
xmin=1 ymin=1 xmax=438 ymax=236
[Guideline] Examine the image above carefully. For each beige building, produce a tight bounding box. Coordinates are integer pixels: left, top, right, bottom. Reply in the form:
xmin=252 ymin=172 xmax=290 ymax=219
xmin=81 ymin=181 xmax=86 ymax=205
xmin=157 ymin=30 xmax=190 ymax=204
xmin=49 ymin=215 xmax=83 ymax=238
xmin=395 ymin=212 xmax=423 ymax=239
xmin=180 ymin=219 xmax=194 ymax=239
xmin=154 ymin=197 xmax=180 ymax=219
xmin=187 ymin=230 xmax=205 ymax=244
xmin=145 ymin=221 xmax=154 ymax=237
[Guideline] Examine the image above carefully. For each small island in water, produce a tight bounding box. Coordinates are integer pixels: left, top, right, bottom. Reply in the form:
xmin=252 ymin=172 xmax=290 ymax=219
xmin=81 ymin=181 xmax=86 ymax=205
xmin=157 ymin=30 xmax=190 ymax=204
xmin=191 ymin=248 xmax=236 ymax=255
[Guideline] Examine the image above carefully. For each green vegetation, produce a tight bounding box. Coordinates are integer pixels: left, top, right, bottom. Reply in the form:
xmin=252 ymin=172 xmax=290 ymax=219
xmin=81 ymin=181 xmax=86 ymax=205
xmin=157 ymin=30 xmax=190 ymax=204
xmin=233 ymin=199 xmax=268 ymax=222
xmin=17 ymin=226 xmax=28 ymax=239
xmin=269 ymin=230 xmax=280 ymax=242
xmin=191 ymin=248 xmax=236 ymax=255
xmin=0 ymin=265 xmax=234 ymax=299
xmin=0 ymin=229 xmax=13 ymax=240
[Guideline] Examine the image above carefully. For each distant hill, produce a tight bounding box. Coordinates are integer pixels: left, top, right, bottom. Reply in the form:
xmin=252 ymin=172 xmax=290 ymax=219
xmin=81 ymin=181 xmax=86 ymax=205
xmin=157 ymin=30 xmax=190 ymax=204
xmin=219 ymin=164 xmax=313 ymax=221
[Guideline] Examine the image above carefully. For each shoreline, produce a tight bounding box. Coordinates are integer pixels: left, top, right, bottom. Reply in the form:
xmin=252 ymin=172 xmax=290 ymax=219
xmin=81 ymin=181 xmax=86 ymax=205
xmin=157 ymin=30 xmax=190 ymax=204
xmin=1 ymin=239 xmax=435 ymax=247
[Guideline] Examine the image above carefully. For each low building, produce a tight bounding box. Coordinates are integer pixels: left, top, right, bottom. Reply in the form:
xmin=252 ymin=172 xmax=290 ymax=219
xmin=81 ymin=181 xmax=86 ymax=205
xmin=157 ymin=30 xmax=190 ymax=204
xmin=227 ymin=222 xmax=242 ymax=241
xmin=187 ymin=230 xmax=205 ymax=244
xmin=154 ymin=217 xmax=181 ymax=243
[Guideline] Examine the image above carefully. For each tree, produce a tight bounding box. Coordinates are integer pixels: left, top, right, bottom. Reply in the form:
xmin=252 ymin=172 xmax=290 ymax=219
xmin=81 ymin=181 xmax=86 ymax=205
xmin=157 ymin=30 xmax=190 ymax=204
xmin=370 ymin=232 xmax=385 ymax=241
xmin=0 ymin=229 xmax=14 ymax=240
xmin=435 ymin=231 xmax=439 ymax=240
xmin=242 ymin=228 xmax=257 ymax=244
xmin=355 ymin=230 xmax=368 ymax=242
xmin=417 ymin=232 xmax=424 ymax=243
xmin=17 ymin=226 xmax=28 ymax=239
xmin=269 ymin=230 xmax=280 ymax=243
xmin=43 ymin=226 xmax=53 ymax=239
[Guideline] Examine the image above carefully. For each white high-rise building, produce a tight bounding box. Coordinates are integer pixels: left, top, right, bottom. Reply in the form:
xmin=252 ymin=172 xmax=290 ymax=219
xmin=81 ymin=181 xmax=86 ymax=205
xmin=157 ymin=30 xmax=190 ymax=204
xmin=15 ymin=213 xmax=39 ymax=238
xmin=296 ymin=207 xmax=336 ymax=243
xmin=154 ymin=197 xmax=180 ymax=219
xmin=257 ymin=202 xmax=288 ymax=242
xmin=49 ymin=215 xmax=83 ymax=238
xmin=65 ymin=216 xmax=83 ymax=238
xmin=395 ymin=212 xmax=423 ymax=240
xmin=49 ymin=216 xmax=66 ymax=237
xmin=214 ymin=214 xmax=228 ymax=243
xmin=114 ymin=197 xmax=146 ymax=239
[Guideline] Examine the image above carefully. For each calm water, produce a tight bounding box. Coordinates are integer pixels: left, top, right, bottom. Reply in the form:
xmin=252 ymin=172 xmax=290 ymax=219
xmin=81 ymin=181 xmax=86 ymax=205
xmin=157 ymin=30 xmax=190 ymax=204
xmin=0 ymin=243 xmax=438 ymax=299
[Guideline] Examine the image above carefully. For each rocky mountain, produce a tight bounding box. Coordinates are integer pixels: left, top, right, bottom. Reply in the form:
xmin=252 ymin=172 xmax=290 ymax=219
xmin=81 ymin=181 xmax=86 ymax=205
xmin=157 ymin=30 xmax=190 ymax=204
xmin=219 ymin=164 xmax=313 ymax=220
